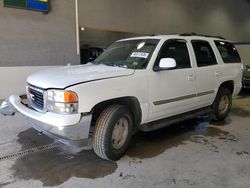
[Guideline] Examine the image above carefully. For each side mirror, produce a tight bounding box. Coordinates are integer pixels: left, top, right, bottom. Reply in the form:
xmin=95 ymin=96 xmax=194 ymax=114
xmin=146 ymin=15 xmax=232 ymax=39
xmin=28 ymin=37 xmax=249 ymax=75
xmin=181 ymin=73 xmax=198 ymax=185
xmin=159 ymin=58 xmax=176 ymax=69
xmin=154 ymin=58 xmax=177 ymax=71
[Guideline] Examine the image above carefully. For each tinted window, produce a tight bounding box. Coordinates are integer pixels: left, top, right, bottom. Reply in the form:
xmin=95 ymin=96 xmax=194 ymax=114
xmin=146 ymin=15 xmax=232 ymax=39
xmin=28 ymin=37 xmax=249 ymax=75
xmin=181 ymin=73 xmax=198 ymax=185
xmin=156 ymin=39 xmax=191 ymax=69
xmin=80 ymin=47 xmax=104 ymax=64
xmin=192 ymin=40 xmax=217 ymax=67
xmin=214 ymin=41 xmax=241 ymax=63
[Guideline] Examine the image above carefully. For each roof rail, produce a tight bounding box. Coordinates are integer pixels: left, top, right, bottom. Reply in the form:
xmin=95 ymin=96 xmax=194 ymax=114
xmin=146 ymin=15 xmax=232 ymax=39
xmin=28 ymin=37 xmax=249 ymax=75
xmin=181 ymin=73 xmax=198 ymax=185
xmin=179 ymin=33 xmax=226 ymax=40
xmin=179 ymin=32 xmax=197 ymax=36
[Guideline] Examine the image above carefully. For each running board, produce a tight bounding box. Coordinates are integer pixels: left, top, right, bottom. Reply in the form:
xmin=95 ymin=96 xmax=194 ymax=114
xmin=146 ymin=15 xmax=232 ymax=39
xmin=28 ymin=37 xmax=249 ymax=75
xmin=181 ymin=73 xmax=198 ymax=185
xmin=139 ymin=107 xmax=213 ymax=132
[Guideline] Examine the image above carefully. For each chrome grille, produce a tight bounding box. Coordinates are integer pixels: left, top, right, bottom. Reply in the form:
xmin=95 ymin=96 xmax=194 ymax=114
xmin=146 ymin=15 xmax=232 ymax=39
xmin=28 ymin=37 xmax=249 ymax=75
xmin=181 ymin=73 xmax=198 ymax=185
xmin=27 ymin=86 xmax=44 ymax=111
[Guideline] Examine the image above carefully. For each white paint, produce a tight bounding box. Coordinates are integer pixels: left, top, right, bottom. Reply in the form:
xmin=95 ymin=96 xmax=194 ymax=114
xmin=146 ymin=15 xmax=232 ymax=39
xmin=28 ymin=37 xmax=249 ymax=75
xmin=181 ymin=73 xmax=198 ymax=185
xmin=19 ymin=35 xmax=242 ymax=124
xmin=0 ymin=66 xmax=58 ymax=99
xmin=4 ymin=35 xmax=243 ymax=151
xmin=27 ymin=64 xmax=134 ymax=89
xmin=68 ymin=35 xmax=241 ymax=123
xmin=159 ymin=58 xmax=177 ymax=69
xmin=9 ymin=95 xmax=81 ymax=127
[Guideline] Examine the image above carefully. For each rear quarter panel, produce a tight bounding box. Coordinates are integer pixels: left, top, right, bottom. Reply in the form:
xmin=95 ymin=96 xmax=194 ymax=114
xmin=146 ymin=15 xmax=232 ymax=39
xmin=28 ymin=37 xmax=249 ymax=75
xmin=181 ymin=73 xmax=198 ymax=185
xmin=211 ymin=39 xmax=242 ymax=96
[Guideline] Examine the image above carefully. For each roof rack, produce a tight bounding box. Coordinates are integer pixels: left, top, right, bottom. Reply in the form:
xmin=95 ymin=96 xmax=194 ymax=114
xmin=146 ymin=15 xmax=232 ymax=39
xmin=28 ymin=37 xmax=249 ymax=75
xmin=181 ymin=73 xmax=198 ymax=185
xmin=179 ymin=32 xmax=225 ymax=40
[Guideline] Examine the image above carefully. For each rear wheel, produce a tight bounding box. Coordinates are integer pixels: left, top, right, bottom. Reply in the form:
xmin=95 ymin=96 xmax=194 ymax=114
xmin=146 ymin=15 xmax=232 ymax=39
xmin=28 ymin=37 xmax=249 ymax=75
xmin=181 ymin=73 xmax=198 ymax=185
xmin=93 ymin=105 xmax=133 ymax=161
xmin=212 ymin=87 xmax=232 ymax=121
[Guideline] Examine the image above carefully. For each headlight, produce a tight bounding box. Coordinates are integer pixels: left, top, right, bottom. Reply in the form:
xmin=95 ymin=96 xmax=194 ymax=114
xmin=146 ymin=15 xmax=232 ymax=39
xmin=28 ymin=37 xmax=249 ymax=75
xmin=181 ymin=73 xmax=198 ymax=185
xmin=45 ymin=90 xmax=78 ymax=114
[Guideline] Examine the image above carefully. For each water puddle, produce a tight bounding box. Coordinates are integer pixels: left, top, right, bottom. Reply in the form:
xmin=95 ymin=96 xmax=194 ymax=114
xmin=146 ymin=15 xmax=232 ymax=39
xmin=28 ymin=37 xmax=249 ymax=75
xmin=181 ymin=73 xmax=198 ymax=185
xmin=127 ymin=116 xmax=236 ymax=159
xmin=11 ymin=129 xmax=117 ymax=187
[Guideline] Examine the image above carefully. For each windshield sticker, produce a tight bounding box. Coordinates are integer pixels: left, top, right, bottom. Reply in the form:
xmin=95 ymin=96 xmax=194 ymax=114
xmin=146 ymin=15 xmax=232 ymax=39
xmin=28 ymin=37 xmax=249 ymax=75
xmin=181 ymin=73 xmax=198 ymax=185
xmin=130 ymin=52 xmax=149 ymax=59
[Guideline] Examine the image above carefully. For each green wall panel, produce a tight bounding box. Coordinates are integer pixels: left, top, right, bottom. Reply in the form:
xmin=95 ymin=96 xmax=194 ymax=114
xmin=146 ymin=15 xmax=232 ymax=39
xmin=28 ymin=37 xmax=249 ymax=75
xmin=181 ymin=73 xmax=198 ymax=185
xmin=4 ymin=0 xmax=27 ymax=9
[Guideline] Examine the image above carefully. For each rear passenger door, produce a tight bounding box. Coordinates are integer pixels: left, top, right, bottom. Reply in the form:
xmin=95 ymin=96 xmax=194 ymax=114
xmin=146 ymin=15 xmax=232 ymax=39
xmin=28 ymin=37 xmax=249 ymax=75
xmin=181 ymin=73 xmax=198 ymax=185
xmin=191 ymin=40 xmax=220 ymax=108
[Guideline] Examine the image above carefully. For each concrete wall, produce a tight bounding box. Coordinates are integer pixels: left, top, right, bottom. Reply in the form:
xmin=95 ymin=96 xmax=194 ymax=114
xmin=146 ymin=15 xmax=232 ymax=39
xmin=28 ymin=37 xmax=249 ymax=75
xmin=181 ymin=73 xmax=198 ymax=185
xmin=80 ymin=28 xmax=140 ymax=48
xmin=237 ymin=45 xmax=250 ymax=65
xmin=0 ymin=0 xmax=79 ymax=66
xmin=78 ymin=0 xmax=250 ymax=41
xmin=0 ymin=66 xmax=59 ymax=99
xmin=0 ymin=0 xmax=79 ymax=98
xmin=79 ymin=0 xmax=250 ymax=64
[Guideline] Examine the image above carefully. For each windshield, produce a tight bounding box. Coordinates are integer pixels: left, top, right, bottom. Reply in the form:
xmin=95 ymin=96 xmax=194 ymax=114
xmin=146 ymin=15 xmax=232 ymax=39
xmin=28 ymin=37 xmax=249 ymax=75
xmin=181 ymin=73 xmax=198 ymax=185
xmin=94 ymin=39 xmax=159 ymax=69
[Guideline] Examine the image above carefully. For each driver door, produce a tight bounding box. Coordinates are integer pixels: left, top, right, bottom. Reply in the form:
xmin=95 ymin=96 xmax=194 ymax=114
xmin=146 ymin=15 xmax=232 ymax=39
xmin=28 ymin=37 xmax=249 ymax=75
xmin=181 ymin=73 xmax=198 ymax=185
xmin=148 ymin=39 xmax=197 ymax=122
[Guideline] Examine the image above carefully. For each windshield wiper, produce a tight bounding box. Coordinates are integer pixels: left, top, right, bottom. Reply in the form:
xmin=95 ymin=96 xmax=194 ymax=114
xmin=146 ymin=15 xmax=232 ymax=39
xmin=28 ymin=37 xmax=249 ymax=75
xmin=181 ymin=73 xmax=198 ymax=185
xmin=89 ymin=60 xmax=99 ymax=65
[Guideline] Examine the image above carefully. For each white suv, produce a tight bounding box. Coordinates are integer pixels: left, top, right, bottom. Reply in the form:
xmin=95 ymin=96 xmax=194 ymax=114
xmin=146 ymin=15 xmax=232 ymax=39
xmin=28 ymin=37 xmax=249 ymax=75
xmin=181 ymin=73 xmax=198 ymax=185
xmin=1 ymin=34 xmax=243 ymax=160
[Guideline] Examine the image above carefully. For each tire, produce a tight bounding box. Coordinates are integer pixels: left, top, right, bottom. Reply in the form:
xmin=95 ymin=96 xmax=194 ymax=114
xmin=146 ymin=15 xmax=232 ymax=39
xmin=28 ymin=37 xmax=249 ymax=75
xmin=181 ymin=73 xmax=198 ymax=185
xmin=212 ymin=87 xmax=232 ymax=121
xmin=93 ymin=105 xmax=133 ymax=161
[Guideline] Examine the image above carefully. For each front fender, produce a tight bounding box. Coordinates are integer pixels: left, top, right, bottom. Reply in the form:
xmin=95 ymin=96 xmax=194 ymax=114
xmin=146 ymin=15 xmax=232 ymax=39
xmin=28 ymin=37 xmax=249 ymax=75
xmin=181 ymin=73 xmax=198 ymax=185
xmin=67 ymin=71 xmax=149 ymax=123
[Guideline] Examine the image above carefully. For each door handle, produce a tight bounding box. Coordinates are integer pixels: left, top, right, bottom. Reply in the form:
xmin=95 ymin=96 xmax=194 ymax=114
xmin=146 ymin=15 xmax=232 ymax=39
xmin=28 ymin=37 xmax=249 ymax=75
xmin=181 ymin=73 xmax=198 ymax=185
xmin=188 ymin=75 xmax=196 ymax=81
xmin=215 ymin=70 xmax=222 ymax=77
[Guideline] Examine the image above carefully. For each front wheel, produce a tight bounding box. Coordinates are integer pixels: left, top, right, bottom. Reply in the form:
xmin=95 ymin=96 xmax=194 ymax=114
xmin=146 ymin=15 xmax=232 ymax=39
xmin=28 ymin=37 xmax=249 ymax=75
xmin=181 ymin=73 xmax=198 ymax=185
xmin=93 ymin=105 xmax=133 ymax=161
xmin=212 ymin=87 xmax=232 ymax=121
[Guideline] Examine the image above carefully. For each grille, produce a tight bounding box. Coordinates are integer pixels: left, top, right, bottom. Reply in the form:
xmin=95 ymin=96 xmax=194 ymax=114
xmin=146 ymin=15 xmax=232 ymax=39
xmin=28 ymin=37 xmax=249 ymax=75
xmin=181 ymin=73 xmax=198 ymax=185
xmin=28 ymin=86 xmax=44 ymax=111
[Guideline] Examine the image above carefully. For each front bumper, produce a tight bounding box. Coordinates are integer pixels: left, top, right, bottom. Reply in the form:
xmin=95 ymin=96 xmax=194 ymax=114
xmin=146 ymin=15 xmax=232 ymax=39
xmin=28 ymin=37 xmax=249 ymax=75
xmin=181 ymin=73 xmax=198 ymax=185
xmin=4 ymin=95 xmax=92 ymax=141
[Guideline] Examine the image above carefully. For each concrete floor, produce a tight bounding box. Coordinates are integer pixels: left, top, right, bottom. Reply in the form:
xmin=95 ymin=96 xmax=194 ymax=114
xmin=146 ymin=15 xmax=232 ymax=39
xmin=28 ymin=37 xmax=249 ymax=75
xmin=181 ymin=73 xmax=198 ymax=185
xmin=0 ymin=91 xmax=250 ymax=188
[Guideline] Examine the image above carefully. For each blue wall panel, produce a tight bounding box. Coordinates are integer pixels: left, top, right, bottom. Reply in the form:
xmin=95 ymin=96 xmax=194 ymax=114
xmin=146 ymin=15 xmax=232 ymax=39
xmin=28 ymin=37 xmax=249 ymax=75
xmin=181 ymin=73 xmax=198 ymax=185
xmin=27 ymin=0 xmax=49 ymax=12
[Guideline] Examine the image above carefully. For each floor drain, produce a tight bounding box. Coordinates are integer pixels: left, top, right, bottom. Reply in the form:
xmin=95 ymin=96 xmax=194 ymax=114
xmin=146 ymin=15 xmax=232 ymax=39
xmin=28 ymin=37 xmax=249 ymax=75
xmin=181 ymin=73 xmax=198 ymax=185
xmin=0 ymin=143 xmax=60 ymax=161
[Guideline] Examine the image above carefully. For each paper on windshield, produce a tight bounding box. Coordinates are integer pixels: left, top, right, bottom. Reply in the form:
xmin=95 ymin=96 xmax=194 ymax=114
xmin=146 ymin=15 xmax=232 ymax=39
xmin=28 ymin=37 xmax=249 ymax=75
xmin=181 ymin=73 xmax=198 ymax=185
xmin=130 ymin=52 xmax=149 ymax=59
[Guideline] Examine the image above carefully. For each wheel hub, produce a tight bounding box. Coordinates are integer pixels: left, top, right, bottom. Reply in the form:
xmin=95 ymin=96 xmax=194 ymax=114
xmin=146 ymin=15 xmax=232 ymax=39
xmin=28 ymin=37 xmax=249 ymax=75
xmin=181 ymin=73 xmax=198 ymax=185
xmin=112 ymin=117 xmax=129 ymax=150
xmin=218 ymin=95 xmax=230 ymax=114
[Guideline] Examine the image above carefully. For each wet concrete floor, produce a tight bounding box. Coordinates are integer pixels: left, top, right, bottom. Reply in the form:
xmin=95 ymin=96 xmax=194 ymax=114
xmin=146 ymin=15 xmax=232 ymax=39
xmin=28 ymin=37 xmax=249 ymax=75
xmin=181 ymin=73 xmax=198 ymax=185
xmin=10 ymin=130 xmax=117 ymax=186
xmin=0 ymin=90 xmax=250 ymax=187
xmin=8 ymin=113 xmax=240 ymax=186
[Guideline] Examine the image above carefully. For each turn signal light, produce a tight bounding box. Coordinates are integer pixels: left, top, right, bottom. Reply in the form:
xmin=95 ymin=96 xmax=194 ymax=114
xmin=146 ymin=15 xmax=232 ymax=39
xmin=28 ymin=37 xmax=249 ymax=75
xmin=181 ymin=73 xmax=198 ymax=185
xmin=64 ymin=91 xmax=78 ymax=103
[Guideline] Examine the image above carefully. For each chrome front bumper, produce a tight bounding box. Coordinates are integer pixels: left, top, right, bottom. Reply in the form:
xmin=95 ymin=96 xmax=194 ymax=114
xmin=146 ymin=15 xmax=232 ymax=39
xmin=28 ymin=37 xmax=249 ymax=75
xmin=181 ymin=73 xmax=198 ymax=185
xmin=1 ymin=95 xmax=92 ymax=141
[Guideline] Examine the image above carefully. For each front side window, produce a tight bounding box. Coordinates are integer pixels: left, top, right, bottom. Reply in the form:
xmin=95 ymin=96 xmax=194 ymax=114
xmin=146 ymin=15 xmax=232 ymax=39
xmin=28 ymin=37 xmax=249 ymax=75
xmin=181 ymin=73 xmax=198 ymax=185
xmin=214 ymin=41 xmax=241 ymax=63
xmin=94 ymin=39 xmax=159 ymax=69
xmin=192 ymin=40 xmax=217 ymax=67
xmin=155 ymin=39 xmax=191 ymax=69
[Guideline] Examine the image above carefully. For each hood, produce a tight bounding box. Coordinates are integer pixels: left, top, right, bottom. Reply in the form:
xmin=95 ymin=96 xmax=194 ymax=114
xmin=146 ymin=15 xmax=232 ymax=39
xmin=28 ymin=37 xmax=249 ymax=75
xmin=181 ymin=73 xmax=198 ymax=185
xmin=27 ymin=64 xmax=135 ymax=89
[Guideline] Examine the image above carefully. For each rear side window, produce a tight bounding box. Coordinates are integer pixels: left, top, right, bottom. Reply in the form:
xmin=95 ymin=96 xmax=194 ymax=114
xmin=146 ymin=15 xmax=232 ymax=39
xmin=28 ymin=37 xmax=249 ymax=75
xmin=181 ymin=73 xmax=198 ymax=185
xmin=214 ymin=41 xmax=241 ymax=63
xmin=191 ymin=40 xmax=217 ymax=67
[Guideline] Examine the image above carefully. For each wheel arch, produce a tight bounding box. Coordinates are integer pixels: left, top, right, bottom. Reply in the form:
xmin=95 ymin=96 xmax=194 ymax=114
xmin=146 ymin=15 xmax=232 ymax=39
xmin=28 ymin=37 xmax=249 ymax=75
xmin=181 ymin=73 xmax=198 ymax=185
xmin=90 ymin=96 xmax=142 ymax=129
xmin=219 ymin=80 xmax=234 ymax=94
